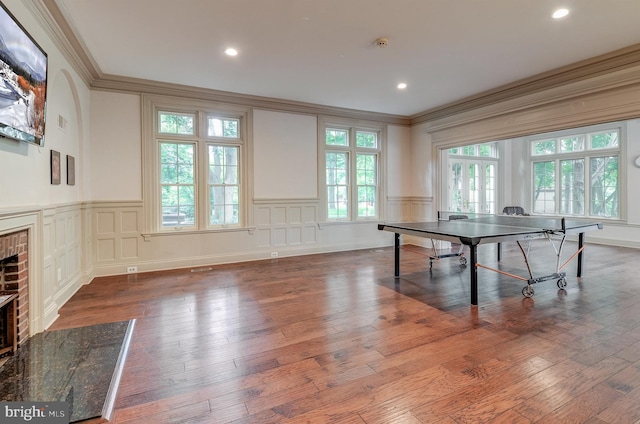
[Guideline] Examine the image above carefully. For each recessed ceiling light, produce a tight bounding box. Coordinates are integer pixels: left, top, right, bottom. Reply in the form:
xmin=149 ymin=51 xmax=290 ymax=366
xmin=552 ymin=8 xmax=569 ymax=19
xmin=225 ymin=48 xmax=238 ymax=56
xmin=397 ymin=83 xmax=407 ymax=89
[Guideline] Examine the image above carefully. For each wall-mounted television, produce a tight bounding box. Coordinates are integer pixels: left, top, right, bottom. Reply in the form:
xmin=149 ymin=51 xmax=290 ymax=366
xmin=0 ymin=1 xmax=47 ymax=146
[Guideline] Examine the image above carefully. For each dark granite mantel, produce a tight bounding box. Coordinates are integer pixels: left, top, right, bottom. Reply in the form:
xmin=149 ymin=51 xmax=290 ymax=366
xmin=0 ymin=320 xmax=135 ymax=423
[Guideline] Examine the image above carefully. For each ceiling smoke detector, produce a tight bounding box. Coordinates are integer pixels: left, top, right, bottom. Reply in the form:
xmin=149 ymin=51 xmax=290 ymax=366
xmin=375 ymin=37 xmax=389 ymax=48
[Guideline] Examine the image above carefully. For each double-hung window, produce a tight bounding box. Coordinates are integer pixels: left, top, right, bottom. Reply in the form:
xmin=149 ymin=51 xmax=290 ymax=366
xmin=206 ymin=116 xmax=241 ymax=226
xmin=159 ymin=112 xmax=197 ymax=227
xmin=529 ymin=123 xmax=621 ymax=218
xmin=322 ymin=121 xmax=383 ymax=221
xmin=149 ymin=99 xmax=248 ymax=232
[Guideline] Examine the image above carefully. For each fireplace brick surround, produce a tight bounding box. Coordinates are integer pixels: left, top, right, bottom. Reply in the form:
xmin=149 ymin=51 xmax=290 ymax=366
xmin=0 ymin=230 xmax=29 ymax=348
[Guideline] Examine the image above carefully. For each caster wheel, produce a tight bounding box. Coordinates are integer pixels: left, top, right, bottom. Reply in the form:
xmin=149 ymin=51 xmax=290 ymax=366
xmin=557 ymin=278 xmax=567 ymax=289
xmin=522 ymin=286 xmax=534 ymax=298
xmin=459 ymin=257 xmax=467 ymax=266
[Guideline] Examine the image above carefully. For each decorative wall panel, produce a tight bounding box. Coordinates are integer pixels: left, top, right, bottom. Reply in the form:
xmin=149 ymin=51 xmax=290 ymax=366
xmin=254 ymin=200 xmax=318 ymax=249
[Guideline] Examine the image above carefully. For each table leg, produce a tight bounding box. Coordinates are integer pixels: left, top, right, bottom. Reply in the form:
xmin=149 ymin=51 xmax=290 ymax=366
xmin=497 ymin=242 xmax=502 ymax=261
xmin=470 ymin=244 xmax=478 ymax=306
xmin=577 ymin=232 xmax=585 ymax=277
xmin=394 ymin=233 xmax=400 ymax=277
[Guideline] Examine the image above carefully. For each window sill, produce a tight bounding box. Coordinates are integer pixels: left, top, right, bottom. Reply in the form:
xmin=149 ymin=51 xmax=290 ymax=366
xmin=318 ymin=220 xmax=384 ymax=229
xmin=141 ymin=226 xmax=256 ymax=241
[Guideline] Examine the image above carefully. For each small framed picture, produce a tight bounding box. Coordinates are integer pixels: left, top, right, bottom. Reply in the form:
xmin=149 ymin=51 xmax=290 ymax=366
xmin=50 ymin=150 xmax=61 ymax=185
xmin=67 ymin=155 xmax=75 ymax=185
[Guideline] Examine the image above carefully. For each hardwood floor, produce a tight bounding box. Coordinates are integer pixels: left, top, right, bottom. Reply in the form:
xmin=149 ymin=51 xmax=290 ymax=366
xmin=49 ymin=241 xmax=640 ymax=423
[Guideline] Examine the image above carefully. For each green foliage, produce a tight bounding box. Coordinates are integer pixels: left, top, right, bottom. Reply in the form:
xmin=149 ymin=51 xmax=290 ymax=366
xmin=356 ymin=154 xmax=376 ymax=185
xmin=160 ymin=142 xmax=195 ymax=225
xmin=208 ymin=145 xmax=239 ymax=224
xmin=448 ymin=142 xmax=496 ymax=158
xmin=356 ymin=131 xmax=377 ymax=148
xmin=560 ymin=136 xmax=584 ymax=152
xmin=208 ymin=118 xmax=239 ymax=138
xmin=326 ymin=152 xmax=348 ymax=184
xmin=591 ymin=131 xmax=618 ymax=149
xmin=159 ymin=112 xmax=194 ymax=135
xmin=590 ymin=156 xmax=618 ymax=217
xmin=326 ymin=129 xmax=348 ymax=146
xmin=533 ymin=140 xmax=555 ymax=155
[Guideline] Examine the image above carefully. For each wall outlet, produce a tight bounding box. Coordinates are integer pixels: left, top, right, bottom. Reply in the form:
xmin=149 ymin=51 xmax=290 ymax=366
xmin=127 ymin=266 xmax=138 ymax=274
xmin=270 ymin=252 xmax=279 ymax=258
xmin=57 ymin=268 xmax=62 ymax=282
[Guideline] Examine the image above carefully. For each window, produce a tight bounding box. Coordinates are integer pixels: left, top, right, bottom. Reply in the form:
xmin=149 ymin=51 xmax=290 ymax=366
xmin=321 ymin=120 xmax=384 ymax=221
xmin=145 ymin=98 xmax=249 ymax=232
xmin=445 ymin=142 xmax=499 ymax=214
xmin=160 ymin=142 xmax=195 ymax=226
xmin=208 ymin=145 xmax=239 ymax=225
xmin=529 ymin=124 xmax=621 ymax=218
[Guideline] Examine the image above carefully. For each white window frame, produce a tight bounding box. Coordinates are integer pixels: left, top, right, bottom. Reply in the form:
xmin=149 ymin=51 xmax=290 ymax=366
xmin=142 ymin=94 xmax=252 ymax=233
xmin=318 ymin=116 xmax=386 ymax=223
xmin=526 ymin=121 xmax=624 ymax=220
xmin=442 ymin=142 xmax=500 ymax=215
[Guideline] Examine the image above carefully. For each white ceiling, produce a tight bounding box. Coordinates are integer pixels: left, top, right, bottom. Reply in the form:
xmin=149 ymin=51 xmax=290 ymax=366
xmin=56 ymin=0 xmax=640 ymax=117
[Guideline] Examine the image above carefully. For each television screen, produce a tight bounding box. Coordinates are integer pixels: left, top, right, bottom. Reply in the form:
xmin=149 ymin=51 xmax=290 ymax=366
xmin=0 ymin=1 xmax=47 ymax=146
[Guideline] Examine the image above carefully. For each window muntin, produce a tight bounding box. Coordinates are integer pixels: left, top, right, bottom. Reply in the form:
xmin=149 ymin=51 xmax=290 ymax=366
xmin=326 ymin=151 xmax=349 ymax=220
xmin=160 ymin=142 xmax=196 ymax=227
xmin=533 ymin=161 xmax=555 ymax=214
xmin=590 ymin=156 xmax=618 ymax=217
xmin=323 ymin=124 xmax=382 ymax=222
xmin=208 ymin=145 xmax=240 ymax=225
xmin=446 ymin=142 xmax=499 ymax=214
xmin=560 ymin=159 xmax=585 ymax=215
xmin=356 ymin=153 xmax=377 ymax=218
xmin=448 ymin=142 xmax=498 ymax=158
xmin=529 ymin=125 xmax=620 ymax=218
xmin=154 ymin=107 xmax=245 ymax=231
xmin=484 ymin=163 xmax=496 ymax=214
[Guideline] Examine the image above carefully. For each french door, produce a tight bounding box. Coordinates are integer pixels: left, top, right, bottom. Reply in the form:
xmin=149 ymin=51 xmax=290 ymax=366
xmin=448 ymin=158 xmax=497 ymax=214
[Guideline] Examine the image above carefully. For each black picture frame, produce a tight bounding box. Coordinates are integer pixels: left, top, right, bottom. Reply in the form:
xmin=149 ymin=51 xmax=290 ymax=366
xmin=67 ymin=155 xmax=75 ymax=185
xmin=50 ymin=150 xmax=60 ymax=184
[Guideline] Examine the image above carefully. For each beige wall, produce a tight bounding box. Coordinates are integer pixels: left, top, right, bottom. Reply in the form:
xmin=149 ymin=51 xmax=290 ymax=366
xmin=253 ymin=109 xmax=318 ymax=199
xmin=89 ymin=91 xmax=142 ymax=201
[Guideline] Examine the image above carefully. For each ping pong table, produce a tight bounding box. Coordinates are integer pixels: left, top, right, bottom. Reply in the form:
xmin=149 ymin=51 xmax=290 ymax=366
xmin=378 ymin=212 xmax=603 ymax=306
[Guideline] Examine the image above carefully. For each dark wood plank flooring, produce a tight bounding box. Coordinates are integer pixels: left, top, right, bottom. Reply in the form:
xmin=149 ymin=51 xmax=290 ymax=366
xmin=49 ymin=241 xmax=640 ymax=423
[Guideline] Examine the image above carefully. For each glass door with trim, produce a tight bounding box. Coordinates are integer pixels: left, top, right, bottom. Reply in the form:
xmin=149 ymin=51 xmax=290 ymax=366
xmin=446 ymin=145 xmax=498 ymax=215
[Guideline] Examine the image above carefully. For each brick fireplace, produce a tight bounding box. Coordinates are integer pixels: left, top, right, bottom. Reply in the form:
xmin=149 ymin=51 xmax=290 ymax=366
xmin=0 ymin=230 xmax=29 ymax=352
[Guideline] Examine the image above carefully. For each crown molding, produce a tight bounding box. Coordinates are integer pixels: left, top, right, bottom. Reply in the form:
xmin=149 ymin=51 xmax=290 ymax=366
xmin=28 ymin=0 xmax=100 ymax=85
xmin=419 ymin=64 xmax=640 ymax=141
xmin=410 ymin=43 xmax=640 ymax=125
xmin=92 ymin=74 xmax=411 ymax=125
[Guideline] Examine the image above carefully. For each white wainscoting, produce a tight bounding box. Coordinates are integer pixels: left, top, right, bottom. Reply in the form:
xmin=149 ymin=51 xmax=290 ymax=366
xmin=0 ymin=204 xmax=88 ymax=333
xmin=254 ymin=199 xmax=318 ymax=249
xmin=386 ymin=196 xmax=435 ymax=247
xmin=94 ymin=202 xmax=142 ymax=264
xmin=42 ymin=204 xmax=86 ymax=329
